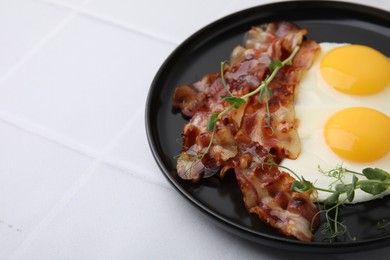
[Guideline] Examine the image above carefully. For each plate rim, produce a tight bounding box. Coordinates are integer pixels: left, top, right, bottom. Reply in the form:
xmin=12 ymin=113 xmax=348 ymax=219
xmin=145 ymin=0 xmax=390 ymax=253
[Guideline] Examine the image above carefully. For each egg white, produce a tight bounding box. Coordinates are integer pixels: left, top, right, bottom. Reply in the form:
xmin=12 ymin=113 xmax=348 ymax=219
xmin=282 ymin=42 xmax=390 ymax=203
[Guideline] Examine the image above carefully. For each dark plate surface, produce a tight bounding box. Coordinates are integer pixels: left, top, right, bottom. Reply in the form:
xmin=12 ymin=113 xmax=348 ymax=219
xmin=145 ymin=0 xmax=390 ymax=254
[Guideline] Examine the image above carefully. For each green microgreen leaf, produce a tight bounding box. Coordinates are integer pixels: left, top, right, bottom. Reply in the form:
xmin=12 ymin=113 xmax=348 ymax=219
xmin=291 ymin=181 xmax=304 ymax=192
xmin=363 ymin=168 xmax=388 ymax=181
xmin=207 ymin=113 xmax=218 ymax=131
xmin=347 ymin=175 xmax=358 ymax=202
xmin=268 ymin=57 xmax=283 ymax=71
xmin=347 ymin=189 xmax=355 ymax=202
xmin=222 ymin=96 xmax=246 ymax=108
xmin=360 ymin=182 xmax=387 ymax=195
xmin=373 ymin=168 xmax=390 ymax=179
xmin=335 ymin=184 xmax=349 ymax=193
xmin=324 ymin=192 xmax=340 ymax=207
xmin=335 ymin=183 xmax=355 ymax=202
xmin=352 ymin=174 xmax=358 ymax=188
xmin=301 ymin=177 xmax=315 ymax=191
xmin=291 ymin=178 xmax=315 ymax=193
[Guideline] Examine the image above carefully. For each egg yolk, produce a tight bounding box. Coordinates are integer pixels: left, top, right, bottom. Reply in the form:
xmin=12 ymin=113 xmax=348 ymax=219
xmin=324 ymin=107 xmax=390 ymax=162
xmin=320 ymin=45 xmax=390 ymax=95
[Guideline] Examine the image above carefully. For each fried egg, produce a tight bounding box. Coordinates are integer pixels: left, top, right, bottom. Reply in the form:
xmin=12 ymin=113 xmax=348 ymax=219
xmin=282 ymin=43 xmax=390 ymax=203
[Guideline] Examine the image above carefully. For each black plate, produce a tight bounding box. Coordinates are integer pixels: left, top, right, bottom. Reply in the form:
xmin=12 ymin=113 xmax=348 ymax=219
xmin=145 ymin=0 xmax=390 ymax=254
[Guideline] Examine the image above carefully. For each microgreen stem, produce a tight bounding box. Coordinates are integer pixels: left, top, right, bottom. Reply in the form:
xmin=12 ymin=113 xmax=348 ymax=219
xmin=220 ymin=61 xmax=232 ymax=96
xmin=314 ymin=186 xmax=335 ymax=193
xmin=292 ymin=164 xmax=390 ymax=242
xmin=179 ymin=46 xmax=301 ymax=178
xmin=241 ymin=46 xmax=300 ymax=100
xmin=200 ymin=125 xmax=216 ymax=159
xmin=274 ymin=164 xmax=302 ymax=181
xmin=218 ymin=104 xmax=236 ymax=120
xmin=334 ymin=205 xmax=340 ymax=235
xmin=207 ymin=47 xmax=300 ymax=139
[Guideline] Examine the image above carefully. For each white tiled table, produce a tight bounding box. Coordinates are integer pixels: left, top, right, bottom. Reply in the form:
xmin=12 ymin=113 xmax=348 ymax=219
xmin=1 ymin=0 xmax=389 ymax=259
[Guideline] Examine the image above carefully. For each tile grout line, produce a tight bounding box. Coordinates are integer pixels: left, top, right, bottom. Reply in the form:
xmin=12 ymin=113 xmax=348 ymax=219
xmin=0 ymin=108 xmax=165 ymax=188
xmin=98 ymin=108 xmax=144 ymax=155
xmin=102 ymin=156 xmax=170 ymax=187
xmin=2 ymin=5 xmax=103 ymax=258
xmin=0 ymin=0 xmax=145 ymax=170
xmin=33 ymin=0 xmax=183 ymax=187
xmin=0 ymin=0 xmax=178 ymax=188
xmin=8 ymin=159 xmax=102 ymax=260
xmin=80 ymin=9 xmax=180 ymax=45
xmin=8 ymin=158 xmax=174 ymax=259
xmin=96 ymin=107 xmax=173 ymax=189
xmin=0 ymin=8 xmax=78 ymax=86
xmin=38 ymin=0 xmax=94 ymax=10
xmin=7 ymin=111 xmax=135 ymax=259
xmin=0 ymin=3 xmax=164 ymax=189
xmin=3 ymin=1 xmax=173 ymax=256
xmin=0 ymin=2 xmax=159 ymax=256
xmin=0 ymin=110 xmax=103 ymax=160
xmin=0 ymin=0 xmax=176 ymax=178
xmin=47 ymin=0 xmax=181 ymax=46
xmin=7 ymin=108 xmax=165 ymax=259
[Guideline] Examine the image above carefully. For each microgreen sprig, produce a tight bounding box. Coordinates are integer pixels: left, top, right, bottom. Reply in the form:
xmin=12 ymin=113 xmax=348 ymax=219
xmin=207 ymin=46 xmax=300 ymax=132
xmin=179 ymin=47 xmax=300 ymax=178
xmin=284 ymin=164 xmax=390 ymax=241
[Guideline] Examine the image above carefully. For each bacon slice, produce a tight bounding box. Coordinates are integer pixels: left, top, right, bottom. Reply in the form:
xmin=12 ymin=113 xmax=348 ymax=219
xmin=232 ymin=129 xmax=320 ymax=241
xmin=173 ymin=22 xmax=320 ymax=241
xmin=240 ymin=40 xmax=320 ymax=160
xmin=174 ymin=73 xmax=248 ymax=180
xmin=173 ymin=22 xmax=307 ymax=181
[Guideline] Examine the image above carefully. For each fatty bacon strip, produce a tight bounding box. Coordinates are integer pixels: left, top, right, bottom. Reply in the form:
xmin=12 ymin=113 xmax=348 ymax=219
xmin=172 ymin=22 xmax=320 ymax=241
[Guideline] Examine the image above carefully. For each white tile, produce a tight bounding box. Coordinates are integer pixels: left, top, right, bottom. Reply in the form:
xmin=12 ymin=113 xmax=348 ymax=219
xmin=0 ymin=121 xmax=92 ymax=259
xmin=228 ymin=0 xmax=283 ymax=12
xmin=83 ymin=0 xmax=238 ymax=43
xmin=0 ymin=0 xmax=70 ymax=78
xmin=10 ymin=164 xmax=349 ymax=260
xmin=0 ymin=14 xmax=175 ymax=151
xmin=11 ymin=165 xmax=239 ymax=259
